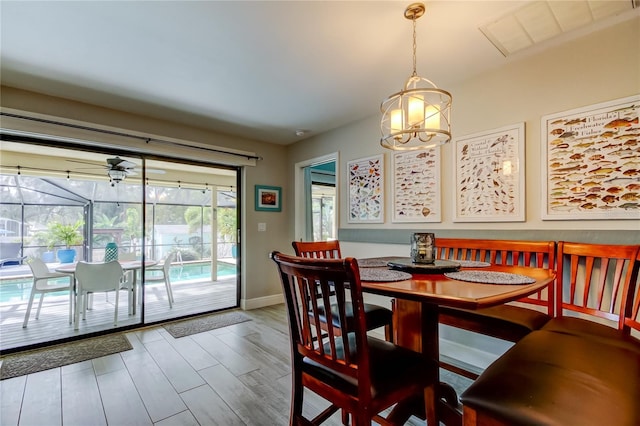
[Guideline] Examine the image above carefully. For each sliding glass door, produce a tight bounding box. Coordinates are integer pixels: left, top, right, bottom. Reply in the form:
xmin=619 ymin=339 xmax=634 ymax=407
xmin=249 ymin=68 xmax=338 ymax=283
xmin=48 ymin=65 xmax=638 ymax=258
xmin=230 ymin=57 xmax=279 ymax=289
xmin=0 ymin=143 xmax=239 ymax=352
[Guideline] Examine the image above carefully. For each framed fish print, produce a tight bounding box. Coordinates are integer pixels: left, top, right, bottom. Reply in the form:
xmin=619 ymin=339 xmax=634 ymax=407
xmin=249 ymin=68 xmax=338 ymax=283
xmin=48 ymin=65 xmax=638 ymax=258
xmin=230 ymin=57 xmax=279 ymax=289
xmin=454 ymin=123 xmax=525 ymax=222
xmin=392 ymin=149 xmax=441 ymax=222
xmin=347 ymin=154 xmax=384 ymax=223
xmin=541 ymin=94 xmax=640 ymax=220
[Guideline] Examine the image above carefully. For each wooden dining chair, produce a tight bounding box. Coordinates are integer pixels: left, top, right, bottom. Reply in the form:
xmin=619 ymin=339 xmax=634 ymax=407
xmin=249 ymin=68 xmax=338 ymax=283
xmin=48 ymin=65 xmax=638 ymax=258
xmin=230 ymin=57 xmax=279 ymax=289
xmin=270 ymin=251 xmax=436 ymax=425
xmin=292 ymin=240 xmax=394 ymax=342
xmin=435 ymin=238 xmax=556 ymax=315
xmin=426 ymin=238 xmax=556 ymax=379
xmin=621 ymin=248 xmax=640 ymax=339
xmin=541 ymin=241 xmax=639 ymax=340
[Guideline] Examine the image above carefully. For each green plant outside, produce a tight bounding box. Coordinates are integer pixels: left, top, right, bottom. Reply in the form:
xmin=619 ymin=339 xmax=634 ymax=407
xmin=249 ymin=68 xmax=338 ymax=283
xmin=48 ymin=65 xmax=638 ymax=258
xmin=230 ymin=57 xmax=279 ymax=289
xmin=47 ymin=220 xmax=84 ymax=249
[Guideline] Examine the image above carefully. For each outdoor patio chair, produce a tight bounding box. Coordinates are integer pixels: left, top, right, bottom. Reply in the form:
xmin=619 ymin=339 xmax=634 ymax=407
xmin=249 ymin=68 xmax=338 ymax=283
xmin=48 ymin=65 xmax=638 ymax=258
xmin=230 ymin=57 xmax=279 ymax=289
xmin=74 ymin=261 xmax=134 ymax=329
xmin=0 ymin=242 xmax=27 ymax=268
xmin=143 ymin=253 xmax=175 ymax=308
xmin=23 ymin=258 xmax=74 ymax=328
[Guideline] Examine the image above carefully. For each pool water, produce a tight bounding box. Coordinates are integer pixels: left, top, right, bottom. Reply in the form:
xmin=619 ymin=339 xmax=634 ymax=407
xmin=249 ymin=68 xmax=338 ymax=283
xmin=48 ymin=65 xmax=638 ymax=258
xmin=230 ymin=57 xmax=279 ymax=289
xmin=0 ymin=262 xmax=237 ymax=304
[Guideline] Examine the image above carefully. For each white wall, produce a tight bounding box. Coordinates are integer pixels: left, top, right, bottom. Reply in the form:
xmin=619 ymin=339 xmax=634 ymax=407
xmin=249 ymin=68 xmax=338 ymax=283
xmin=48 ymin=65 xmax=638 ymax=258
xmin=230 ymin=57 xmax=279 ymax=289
xmin=0 ymin=87 xmax=293 ymax=308
xmin=288 ymin=17 xmax=640 ymax=234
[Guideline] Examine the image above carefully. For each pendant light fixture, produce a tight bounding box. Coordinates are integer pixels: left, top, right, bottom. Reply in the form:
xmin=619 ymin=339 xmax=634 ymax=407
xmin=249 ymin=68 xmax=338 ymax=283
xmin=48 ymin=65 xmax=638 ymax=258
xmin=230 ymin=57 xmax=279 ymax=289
xmin=380 ymin=3 xmax=452 ymax=150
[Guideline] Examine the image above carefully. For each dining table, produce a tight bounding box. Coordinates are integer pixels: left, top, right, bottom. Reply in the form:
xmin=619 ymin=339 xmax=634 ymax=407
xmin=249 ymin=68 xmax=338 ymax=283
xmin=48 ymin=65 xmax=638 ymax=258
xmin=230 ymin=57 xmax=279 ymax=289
xmin=358 ymin=257 xmax=556 ymax=426
xmin=55 ymin=259 xmax=157 ymax=316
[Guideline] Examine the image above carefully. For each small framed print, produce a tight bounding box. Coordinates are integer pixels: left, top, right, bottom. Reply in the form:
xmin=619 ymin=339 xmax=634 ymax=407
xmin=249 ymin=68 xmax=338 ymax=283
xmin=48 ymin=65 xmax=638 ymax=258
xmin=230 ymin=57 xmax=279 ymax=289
xmin=255 ymin=185 xmax=282 ymax=212
xmin=347 ymin=154 xmax=384 ymax=223
xmin=392 ymin=149 xmax=441 ymax=223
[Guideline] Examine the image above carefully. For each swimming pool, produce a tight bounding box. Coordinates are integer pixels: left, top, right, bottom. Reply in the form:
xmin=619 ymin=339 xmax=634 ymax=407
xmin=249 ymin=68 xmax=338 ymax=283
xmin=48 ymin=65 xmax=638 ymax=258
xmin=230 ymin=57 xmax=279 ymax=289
xmin=0 ymin=261 xmax=237 ymax=304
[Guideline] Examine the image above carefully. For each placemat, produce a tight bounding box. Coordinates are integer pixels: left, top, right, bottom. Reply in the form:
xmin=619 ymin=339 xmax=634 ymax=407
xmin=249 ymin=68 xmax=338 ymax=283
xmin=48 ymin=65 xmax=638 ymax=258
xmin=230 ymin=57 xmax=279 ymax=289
xmin=452 ymin=260 xmax=492 ymax=268
xmin=357 ymin=257 xmax=408 ymax=267
xmin=359 ymin=268 xmax=412 ymax=282
xmin=444 ymin=270 xmax=536 ymax=285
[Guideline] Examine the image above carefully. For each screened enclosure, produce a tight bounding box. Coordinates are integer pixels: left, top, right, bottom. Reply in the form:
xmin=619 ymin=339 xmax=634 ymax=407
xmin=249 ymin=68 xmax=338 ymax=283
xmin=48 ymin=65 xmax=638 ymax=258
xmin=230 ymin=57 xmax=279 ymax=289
xmin=0 ymin=143 xmax=240 ymax=352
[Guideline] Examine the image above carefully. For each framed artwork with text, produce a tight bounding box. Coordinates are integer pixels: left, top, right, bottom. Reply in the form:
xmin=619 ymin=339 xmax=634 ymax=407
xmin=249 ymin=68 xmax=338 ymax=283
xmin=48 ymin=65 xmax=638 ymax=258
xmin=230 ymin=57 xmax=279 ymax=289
xmin=454 ymin=123 xmax=526 ymax=222
xmin=541 ymin=95 xmax=640 ymax=220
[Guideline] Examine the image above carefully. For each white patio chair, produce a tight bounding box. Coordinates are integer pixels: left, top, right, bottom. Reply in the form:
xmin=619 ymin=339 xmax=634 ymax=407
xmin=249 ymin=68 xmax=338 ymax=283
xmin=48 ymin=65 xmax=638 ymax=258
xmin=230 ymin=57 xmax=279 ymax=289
xmin=23 ymin=258 xmax=74 ymax=328
xmin=143 ymin=253 xmax=174 ymax=308
xmin=74 ymin=261 xmax=134 ymax=329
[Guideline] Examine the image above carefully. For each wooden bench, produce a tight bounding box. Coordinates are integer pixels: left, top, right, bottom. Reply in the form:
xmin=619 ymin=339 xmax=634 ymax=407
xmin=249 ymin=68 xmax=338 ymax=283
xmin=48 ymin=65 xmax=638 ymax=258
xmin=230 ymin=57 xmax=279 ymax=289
xmin=432 ymin=238 xmax=556 ymax=378
xmin=460 ymin=242 xmax=640 ymax=426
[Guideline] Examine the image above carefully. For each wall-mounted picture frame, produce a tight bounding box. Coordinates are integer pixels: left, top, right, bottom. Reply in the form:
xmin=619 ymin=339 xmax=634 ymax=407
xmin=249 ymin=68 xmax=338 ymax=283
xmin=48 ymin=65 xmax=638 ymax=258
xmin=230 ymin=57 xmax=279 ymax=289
xmin=541 ymin=94 xmax=640 ymax=220
xmin=392 ymin=149 xmax=441 ymax=223
xmin=347 ymin=154 xmax=384 ymax=223
xmin=454 ymin=122 xmax=526 ymax=222
xmin=255 ymin=185 xmax=282 ymax=212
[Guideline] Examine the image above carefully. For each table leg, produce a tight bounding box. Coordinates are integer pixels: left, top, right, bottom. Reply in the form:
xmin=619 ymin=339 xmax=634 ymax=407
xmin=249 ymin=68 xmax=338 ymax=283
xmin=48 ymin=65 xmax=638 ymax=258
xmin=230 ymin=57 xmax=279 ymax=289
xmin=420 ymin=302 xmax=439 ymax=426
xmin=393 ymin=299 xmax=463 ymax=426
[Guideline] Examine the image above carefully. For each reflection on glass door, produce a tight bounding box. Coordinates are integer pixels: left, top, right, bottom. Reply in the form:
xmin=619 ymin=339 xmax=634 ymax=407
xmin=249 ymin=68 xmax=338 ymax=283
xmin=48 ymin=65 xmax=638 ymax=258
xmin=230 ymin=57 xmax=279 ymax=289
xmin=142 ymin=159 xmax=238 ymax=323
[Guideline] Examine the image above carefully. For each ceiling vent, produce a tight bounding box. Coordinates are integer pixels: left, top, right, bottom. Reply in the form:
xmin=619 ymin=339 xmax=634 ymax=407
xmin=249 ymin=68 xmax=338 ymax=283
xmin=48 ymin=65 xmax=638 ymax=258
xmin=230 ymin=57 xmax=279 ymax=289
xmin=480 ymin=0 xmax=638 ymax=57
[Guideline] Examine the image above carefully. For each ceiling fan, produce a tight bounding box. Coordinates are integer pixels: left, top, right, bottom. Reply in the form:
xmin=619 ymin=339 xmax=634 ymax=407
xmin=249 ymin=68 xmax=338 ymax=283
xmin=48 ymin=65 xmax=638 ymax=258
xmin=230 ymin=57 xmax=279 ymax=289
xmin=67 ymin=157 xmax=163 ymax=185
xmin=105 ymin=157 xmax=136 ymax=184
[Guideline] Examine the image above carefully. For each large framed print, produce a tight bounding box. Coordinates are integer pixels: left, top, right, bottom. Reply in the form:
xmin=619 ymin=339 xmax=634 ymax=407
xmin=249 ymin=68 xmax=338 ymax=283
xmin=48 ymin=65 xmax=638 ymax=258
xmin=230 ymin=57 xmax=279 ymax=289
xmin=454 ymin=123 xmax=525 ymax=222
xmin=541 ymin=95 xmax=640 ymax=220
xmin=347 ymin=154 xmax=384 ymax=223
xmin=392 ymin=149 xmax=441 ymax=222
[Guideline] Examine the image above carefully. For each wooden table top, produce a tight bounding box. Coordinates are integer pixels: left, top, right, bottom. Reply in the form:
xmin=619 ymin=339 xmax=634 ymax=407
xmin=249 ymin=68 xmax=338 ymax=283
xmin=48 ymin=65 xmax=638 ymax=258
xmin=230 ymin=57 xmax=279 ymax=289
xmin=361 ymin=264 xmax=556 ymax=310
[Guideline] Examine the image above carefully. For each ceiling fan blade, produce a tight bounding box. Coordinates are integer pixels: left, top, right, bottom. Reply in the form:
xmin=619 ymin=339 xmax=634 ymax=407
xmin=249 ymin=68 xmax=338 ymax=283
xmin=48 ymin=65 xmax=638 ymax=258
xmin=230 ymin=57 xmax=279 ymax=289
xmin=107 ymin=157 xmax=136 ymax=169
xmin=66 ymin=159 xmax=105 ymax=167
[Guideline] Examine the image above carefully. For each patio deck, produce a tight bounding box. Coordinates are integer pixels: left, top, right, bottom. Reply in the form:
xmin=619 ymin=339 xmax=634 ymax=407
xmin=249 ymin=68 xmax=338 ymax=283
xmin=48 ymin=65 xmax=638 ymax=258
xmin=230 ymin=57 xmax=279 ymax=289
xmin=0 ymin=275 xmax=238 ymax=352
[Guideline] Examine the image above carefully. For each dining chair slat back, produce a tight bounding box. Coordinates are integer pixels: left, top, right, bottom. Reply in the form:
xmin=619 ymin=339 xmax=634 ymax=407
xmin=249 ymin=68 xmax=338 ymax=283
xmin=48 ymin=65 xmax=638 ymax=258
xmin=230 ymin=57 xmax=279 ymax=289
xmin=427 ymin=238 xmax=557 ymax=379
xmin=292 ymin=240 xmax=394 ymax=342
xmin=621 ymin=249 xmax=640 ymax=338
xmin=270 ymin=251 xmax=436 ymax=425
xmin=435 ymin=238 xmax=556 ymax=313
xmin=554 ymin=241 xmax=639 ymax=326
xmin=292 ymin=240 xmax=341 ymax=259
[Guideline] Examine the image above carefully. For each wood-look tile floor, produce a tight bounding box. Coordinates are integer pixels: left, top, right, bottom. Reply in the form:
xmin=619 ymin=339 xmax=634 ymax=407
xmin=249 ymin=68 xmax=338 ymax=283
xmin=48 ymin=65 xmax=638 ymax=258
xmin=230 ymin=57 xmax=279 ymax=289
xmin=0 ymin=304 xmax=471 ymax=425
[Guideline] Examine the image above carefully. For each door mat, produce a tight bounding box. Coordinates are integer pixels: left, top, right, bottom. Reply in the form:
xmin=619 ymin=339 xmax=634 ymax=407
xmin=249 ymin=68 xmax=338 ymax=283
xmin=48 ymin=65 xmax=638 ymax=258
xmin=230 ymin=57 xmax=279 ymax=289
xmin=0 ymin=333 xmax=132 ymax=380
xmin=163 ymin=310 xmax=252 ymax=338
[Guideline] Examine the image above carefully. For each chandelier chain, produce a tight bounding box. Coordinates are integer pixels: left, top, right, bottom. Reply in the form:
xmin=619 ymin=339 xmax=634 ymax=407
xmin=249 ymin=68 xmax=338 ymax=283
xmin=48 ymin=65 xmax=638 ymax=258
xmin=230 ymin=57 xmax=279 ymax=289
xmin=412 ymin=16 xmax=418 ymax=77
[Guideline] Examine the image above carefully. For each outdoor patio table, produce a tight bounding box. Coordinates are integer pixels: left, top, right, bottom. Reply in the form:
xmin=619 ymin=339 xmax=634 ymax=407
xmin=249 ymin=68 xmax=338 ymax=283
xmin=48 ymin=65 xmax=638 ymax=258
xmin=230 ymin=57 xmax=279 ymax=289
xmin=55 ymin=260 xmax=157 ymax=315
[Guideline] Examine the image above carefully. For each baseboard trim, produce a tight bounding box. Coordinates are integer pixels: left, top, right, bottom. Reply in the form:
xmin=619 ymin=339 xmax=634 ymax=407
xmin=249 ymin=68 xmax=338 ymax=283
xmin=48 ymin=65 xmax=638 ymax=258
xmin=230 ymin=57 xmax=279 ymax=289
xmin=241 ymin=294 xmax=284 ymax=310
